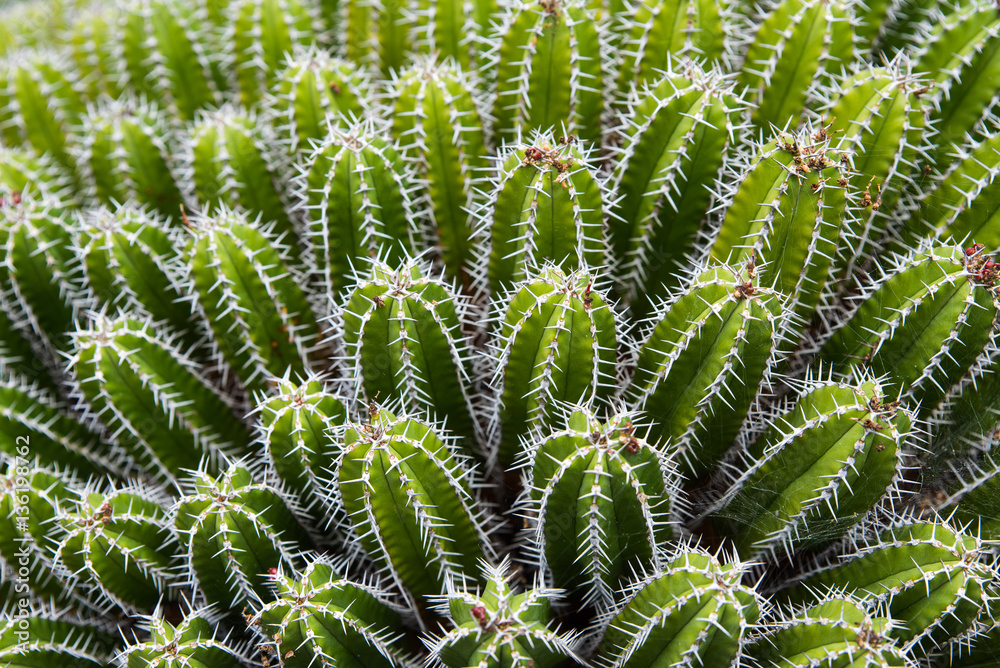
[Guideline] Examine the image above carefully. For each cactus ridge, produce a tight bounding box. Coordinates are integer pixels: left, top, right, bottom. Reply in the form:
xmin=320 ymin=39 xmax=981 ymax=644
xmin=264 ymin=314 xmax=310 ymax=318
xmin=515 ymin=405 xmax=681 ymax=607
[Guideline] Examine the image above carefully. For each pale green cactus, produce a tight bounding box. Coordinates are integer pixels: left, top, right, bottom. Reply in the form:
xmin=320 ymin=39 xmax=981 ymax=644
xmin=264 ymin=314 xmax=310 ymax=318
xmin=119 ymin=608 xmax=251 ymax=667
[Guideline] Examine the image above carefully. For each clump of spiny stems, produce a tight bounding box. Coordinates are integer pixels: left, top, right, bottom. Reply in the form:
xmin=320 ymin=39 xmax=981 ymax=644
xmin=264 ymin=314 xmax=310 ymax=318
xmin=2 ymin=0 xmax=1000 ymax=667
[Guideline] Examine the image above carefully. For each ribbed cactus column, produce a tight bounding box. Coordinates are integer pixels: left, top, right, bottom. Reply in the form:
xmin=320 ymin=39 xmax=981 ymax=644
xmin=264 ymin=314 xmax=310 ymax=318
xmin=255 ymin=372 xmax=347 ymax=527
xmin=519 ymin=407 xmax=679 ymax=606
xmin=737 ymin=0 xmax=853 ymax=131
xmin=253 ymin=557 xmax=411 ymax=668
xmin=895 ymin=123 xmax=1000 ymax=254
xmin=410 ymin=0 xmax=495 ymax=71
xmin=708 ymin=126 xmax=851 ymax=334
xmin=780 ymin=520 xmax=994 ymax=656
xmin=119 ymin=611 xmax=250 ymax=667
xmin=390 ymin=57 xmax=488 ymax=284
xmin=295 ymin=119 xmax=416 ymax=296
xmin=913 ymin=0 xmax=1000 ymax=164
xmin=486 ymin=266 xmax=620 ymax=468
xmin=0 ymin=378 xmax=119 ymax=477
xmin=175 ymin=462 xmax=314 ymax=613
xmin=0 ymin=463 xmax=95 ymax=610
xmin=340 ymin=257 xmax=480 ymax=451
xmin=747 ymin=597 xmax=910 ymax=667
xmin=340 ymin=0 xmax=411 ymax=76
xmin=711 ymin=375 xmax=908 ymax=558
xmin=70 ymin=315 xmax=252 ymax=485
xmin=115 ymin=0 xmax=223 ymax=120
xmin=266 ymin=45 xmax=372 ymax=161
xmin=55 ymin=483 xmax=181 ymax=613
xmin=0 ymin=610 xmax=118 ymax=667
xmin=823 ymin=57 xmax=928 ymax=290
xmin=609 ymin=62 xmax=744 ymax=315
xmin=480 ymin=132 xmax=610 ymax=297
xmin=74 ymin=96 xmax=184 ymax=221
xmin=614 ymin=0 xmax=729 ymax=97
xmin=229 ymin=0 xmax=322 ymax=109
xmin=0 ymin=49 xmax=86 ymax=194
xmin=0 ymin=145 xmax=73 ymax=202
xmin=624 ymin=262 xmax=787 ymax=479
xmin=186 ymin=207 xmax=321 ymax=396
xmin=593 ymin=546 xmax=761 ymax=668
xmin=1 ymin=194 xmax=87 ymax=375
xmin=816 ymin=243 xmax=1000 ymax=418
xmin=423 ymin=559 xmax=582 ymax=668
xmin=181 ymin=105 xmax=299 ymax=255
xmin=74 ymin=203 xmax=205 ymax=357
xmin=332 ymin=408 xmax=494 ymax=604
xmin=490 ymin=0 xmax=608 ymax=147
xmin=68 ymin=5 xmax=125 ymax=102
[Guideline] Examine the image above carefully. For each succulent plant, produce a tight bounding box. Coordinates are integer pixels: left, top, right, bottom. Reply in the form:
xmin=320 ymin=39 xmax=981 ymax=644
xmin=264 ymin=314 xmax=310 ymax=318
xmin=4 ymin=0 xmax=1000 ymax=666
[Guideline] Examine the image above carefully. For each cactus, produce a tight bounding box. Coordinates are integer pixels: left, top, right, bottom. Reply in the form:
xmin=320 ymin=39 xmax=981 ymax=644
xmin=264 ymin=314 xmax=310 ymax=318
xmin=253 ymin=556 xmax=412 ymax=668
xmin=332 ymin=407 xmax=494 ymax=605
xmin=5 ymin=0 xmax=1000 ymax=666
xmin=423 ymin=558 xmax=582 ymax=668
xmin=489 ymin=0 xmax=608 ymax=147
xmin=593 ymin=545 xmax=761 ymax=668
xmin=486 ymin=265 xmax=620 ymax=467
xmin=609 ymin=61 xmax=745 ymax=314
xmin=175 ymin=461 xmax=314 ymax=613
xmin=517 ymin=406 xmax=679 ymax=606
xmin=711 ymin=373 xmax=909 ymax=559
xmin=390 ymin=57 xmax=488 ymax=284
xmin=339 ymin=256 xmax=481 ymax=450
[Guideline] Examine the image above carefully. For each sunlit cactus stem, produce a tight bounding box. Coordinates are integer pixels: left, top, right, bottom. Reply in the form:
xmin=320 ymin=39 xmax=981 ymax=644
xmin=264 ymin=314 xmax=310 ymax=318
xmin=480 ymin=131 xmax=610 ymax=298
xmin=119 ymin=609 xmax=251 ymax=667
xmin=624 ymin=262 xmax=787 ymax=480
xmin=390 ymin=57 xmax=488 ymax=285
xmin=340 ymin=257 xmax=481 ymax=452
xmin=518 ymin=407 xmax=679 ymax=607
xmin=490 ymin=0 xmax=609 ymax=148
xmin=609 ymin=62 xmax=745 ymax=318
xmin=486 ymin=266 xmax=620 ymax=468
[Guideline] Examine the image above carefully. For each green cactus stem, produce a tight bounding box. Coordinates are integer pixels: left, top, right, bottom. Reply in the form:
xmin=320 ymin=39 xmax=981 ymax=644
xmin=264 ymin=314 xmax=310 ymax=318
xmin=486 ymin=265 xmax=620 ymax=468
xmin=253 ymin=556 xmax=413 ymax=668
xmin=593 ymin=545 xmax=761 ymax=668
xmin=614 ymin=0 xmax=730 ymax=98
xmin=423 ymin=558 xmax=582 ymax=668
xmin=490 ymin=0 xmax=608 ymax=148
xmin=229 ymin=0 xmax=322 ymax=109
xmin=609 ymin=61 xmax=745 ymax=316
xmin=479 ymin=131 xmax=610 ymax=298
xmin=339 ymin=0 xmax=410 ymax=77
xmin=55 ymin=482 xmax=181 ymax=613
xmin=711 ymin=373 xmax=909 ymax=559
xmin=0 ymin=146 xmax=74 ymax=204
xmin=185 ymin=207 xmax=321 ymax=396
xmin=409 ymin=0 xmax=495 ymax=72
xmin=119 ymin=609 xmax=251 ymax=667
xmin=332 ymin=407 xmax=494 ymax=605
xmin=822 ymin=57 xmax=929 ymax=292
xmin=708 ymin=124 xmax=851 ymax=338
xmin=737 ymin=0 xmax=853 ymax=131
xmin=70 ymin=314 xmax=252 ymax=485
xmin=816 ymin=242 xmax=1000 ymax=418
xmin=624 ymin=262 xmax=788 ymax=480
xmin=175 ymin=462 xmax=314 ymax=613
xmin=390 ymin=57 xmax=488 ymax=284
xmin=747 ymin=596 xmax=910 ymax=668
xmin=68 ymin=5 xmax=125 ymax=102
xmin=265 ymin=44 xmax=372 ymax=161
xmin=73 ymin=203 xmax=206 ymax=358
xmin=294 ymin=118 xmax=417 ymax=296
xmin=518 ymin=406 xmax=679 ymax=606
xmin=779 ymin=519 xmax=994 ymax=656
xmin=74 ymin=95 xmax=185 ymax=221
xmin=340 ymin=256 xmax=481 ymax=451
xmin=0 ymin=608 xmax=118 ymax=667
xmin=253 ymin=371 xmax=347 ymax=528
xmin=181 ymin=105 xmax=300 ymax=255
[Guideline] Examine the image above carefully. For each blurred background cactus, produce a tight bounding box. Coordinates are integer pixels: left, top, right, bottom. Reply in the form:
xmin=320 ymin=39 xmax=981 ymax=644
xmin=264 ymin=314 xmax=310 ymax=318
xmin=1 ymin=0 xmax=1000 ymax=666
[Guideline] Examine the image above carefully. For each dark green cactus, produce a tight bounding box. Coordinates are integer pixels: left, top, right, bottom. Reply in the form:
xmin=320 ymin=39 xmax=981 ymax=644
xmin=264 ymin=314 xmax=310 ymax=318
xmin=518 ymin=406 xmax=679 ymax=605
xmin=0 ymin=608 xmax=119 ymax=667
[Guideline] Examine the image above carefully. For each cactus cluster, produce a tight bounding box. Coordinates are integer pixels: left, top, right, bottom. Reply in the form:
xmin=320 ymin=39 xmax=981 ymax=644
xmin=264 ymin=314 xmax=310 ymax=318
xmin=2 ymin=0 xmax=1000 ymax=667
